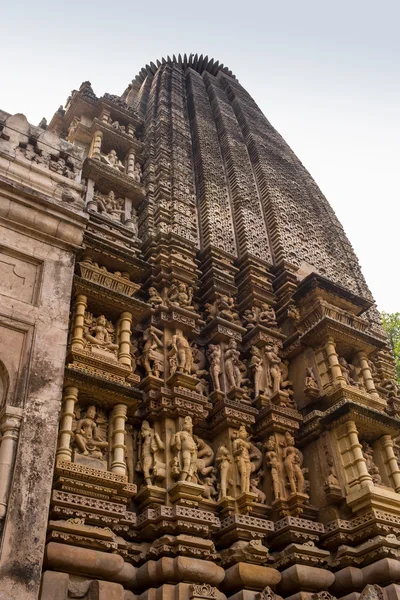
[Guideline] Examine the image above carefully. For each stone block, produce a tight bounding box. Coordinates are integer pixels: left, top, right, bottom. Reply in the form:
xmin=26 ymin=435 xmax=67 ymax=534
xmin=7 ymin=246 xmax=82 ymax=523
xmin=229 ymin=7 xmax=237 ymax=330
xmin=40 ymin=571 xmax=69 ymax=599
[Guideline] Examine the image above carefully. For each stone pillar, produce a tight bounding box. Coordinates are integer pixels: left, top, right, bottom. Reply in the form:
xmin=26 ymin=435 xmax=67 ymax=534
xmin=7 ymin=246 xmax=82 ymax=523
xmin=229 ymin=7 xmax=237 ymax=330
xmin=346 ymin=420 xmax=373 ymax=487
xmin=71 ymin=294 xmax=87 ymax=349
xmin=118 ymin=312 xmax=132 ymax=368
xmin=126 ymin=148 xmax=135 ymax=178
xmin=111 ymin=404 xmax=127 ymax=476
xmin=356 ymin=351 xmax=380 ymax=399
xmin=380 ymin=435 xmax=400 ymax=492
xmin=0 ymin=406 xmax=23 ymax=519
xmin=90 ymin=130 xmax=103 ymax=159
xmin=325 ymin=336 xmax=345 ymax=384
xmin=85 ymin=178 xmax=96 ymax=211
xmin=56 ymin=386 xmax=79 ymax=463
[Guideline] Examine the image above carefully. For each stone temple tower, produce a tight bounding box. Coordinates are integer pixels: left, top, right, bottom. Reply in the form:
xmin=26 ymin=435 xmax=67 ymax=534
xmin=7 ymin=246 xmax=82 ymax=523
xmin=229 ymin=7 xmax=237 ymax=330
xmin=0 ymin=54 xmax=399 ymax=600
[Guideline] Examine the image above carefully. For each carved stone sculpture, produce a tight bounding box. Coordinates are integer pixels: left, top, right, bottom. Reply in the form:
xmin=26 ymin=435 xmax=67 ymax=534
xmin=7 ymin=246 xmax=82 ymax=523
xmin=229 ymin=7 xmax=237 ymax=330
xmin=133 ymin=162 xmax=142 ymax=183
xmin=94 ymin=190 xmax=125 ymax=222
xmin=304 ymin=367 xmax=319 ymax=391
xmin=142 ymin=326 xmax=164 ymax=378
xmin=100 ymin=149 xmax=125 ymax=172
xmin=249 ymin=346 xmax=264 ymax=398
xmin=216 ymin=444 xmax=232 ymax=500
xmin=224 ymin=339 xmax=242 ymax=390
xmin=362 ymin=441 xmax=382 ymax=485
xmin=264 ymin=343 xmax=282 ymax=396
xmin=287 ymin=304 xmax=300 ymax=323
xmin=170 ymin=416 xmax=198 ymax=482
xmin=282 ymin=431 xmax=306 ymax=495
xmin=258 ymin=303 xmax=277 ymax=327
xmin=232 ymin=425 xmax=253 ymax=494
xmin=148 ymin=286 xmax=163 ymax=307
xmin=216 ymin=295 xmax=238 ymax=322
xmin=207 ymin=344 xmax=222 ymax=392
xmin=84 ymin=314 xmax=118 ymax=354
xmin=136 ymin=420 xmax=165 ymax=486
xmin=243 ymin=306 xmax=257 ymax=330
xmin=265 ymin=436 xmax=281 ymax=501
xmin=339 ymin=356 xmax=362 ymax=388
xmin=250 ymin=474 xmax=266 ymax=504
xmin=170 ymin=332 xmax=193 ymax=375
xmin=167 ymin=281 xmax=194 ymax=311
xmin=73 ymin=405 xmax=108 ymax=460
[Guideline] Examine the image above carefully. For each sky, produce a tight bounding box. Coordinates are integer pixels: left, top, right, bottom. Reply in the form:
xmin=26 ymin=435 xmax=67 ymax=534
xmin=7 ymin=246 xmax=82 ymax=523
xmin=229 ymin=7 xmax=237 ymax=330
xmin=1 ymin=0 xmax=398 ymax=312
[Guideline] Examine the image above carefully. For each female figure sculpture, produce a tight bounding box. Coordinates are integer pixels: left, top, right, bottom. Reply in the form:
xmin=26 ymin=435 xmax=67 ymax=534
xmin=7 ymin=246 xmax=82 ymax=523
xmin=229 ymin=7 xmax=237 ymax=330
xmin=233 ymin=426 xmax=253 ymax=494
xmin=84 ymin=315 xmax=119 ymax=353
xmin=282 ymin=432 xmax=305 ymax=495
xmin=224 ymin=339 xmax=242 ymax=390
xmin=74 ymin=405 xmax=108 ymax=460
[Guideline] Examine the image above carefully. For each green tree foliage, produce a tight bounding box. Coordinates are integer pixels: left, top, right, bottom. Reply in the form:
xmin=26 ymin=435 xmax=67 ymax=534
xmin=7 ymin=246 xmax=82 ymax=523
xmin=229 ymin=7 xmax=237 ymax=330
xmin=381 ymin=312 xmax=400 ymax=383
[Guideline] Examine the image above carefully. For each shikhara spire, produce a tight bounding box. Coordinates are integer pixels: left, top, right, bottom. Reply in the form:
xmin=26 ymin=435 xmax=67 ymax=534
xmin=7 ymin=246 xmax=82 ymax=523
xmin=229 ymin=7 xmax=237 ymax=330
xmin=0 ymin=54 xmax=398 ymax=600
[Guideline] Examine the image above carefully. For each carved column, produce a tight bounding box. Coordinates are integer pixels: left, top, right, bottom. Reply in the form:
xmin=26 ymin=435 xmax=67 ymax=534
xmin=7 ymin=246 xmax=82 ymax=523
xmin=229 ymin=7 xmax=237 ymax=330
xmin=0 ymin=406 xmax=23 ymax=519
xmin=380 ymin=435 xmax=400 ymax=492
xmin=56 ymin=386 xmax=79 ymax=463
xmin=111 ymin=404 xmax=127 ymax=476
xmin=118 ymin=312 xmax=132 ymax=368
xmin=325 ymin=337 xmax=345 ymax=385
xmin=90 ymin=129 xmax=103 ymax=159
xmin=126 ymin=148 xmax=135 ymax=178
xmin=356 ymin=351 xmax=380 ymax=399
xmin=85 ymin=179 xmax=96 ymax=211
xmin=346 ymin=420 xmax=373 ymax=487
xmin=71 ymin=295 xmax=87 ymax=349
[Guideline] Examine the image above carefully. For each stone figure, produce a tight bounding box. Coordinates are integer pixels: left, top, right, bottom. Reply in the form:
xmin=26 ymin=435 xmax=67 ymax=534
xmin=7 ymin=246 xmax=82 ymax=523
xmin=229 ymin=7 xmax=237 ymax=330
xmin=170 ymin=416 xmax=198 ymax=482
xmin=202 ymin=475 xmax=218 ymax=500
xmin=170 ymin=332 xmax=192 ymax=374
xmin=167 ymin=281 xmax=194 ymax=311
xmin=250 ymin=474 xmax=266 ymax=504
xmin=73 ymin=405 xmax=108 ymax=460
xmin=191 ymin=344 xmax=207 ymax=378
xmin=142 ymin=326 xmax=163 ymax=378
xmin=304 ymin=367 xmax=319 ymax=390
xmin=287 ymin=304 xmax=300 ymax=323
xmin=136 ymin=420 xmax=165 ymax=486
xmin=133 ymin=162 xmax=142 ymax=183
xmin=233 ymin=425 xmax=253 ymax=494
xmin=84 ymin=314 xmax=119 ymax=353
xmin=339 ymin=356 xmax=362 ymax=388
xmin=264 ymin=343 xmax=282 ymax=396
xmin=101 ymin=149 xmax=125 ymax=172
xmin=243 ymin=307 xmax=257 ymax=330
xmin=362 ymin=441 xmax=382 ymax=485
xmin=207 ymin=344 xmax=222 ymax=392
xmin=224 ymin=339 xmax=242 ymax=390
xmin=216 ymin=444 xmax=232 ymax=500
xmin=259 ymin=303 xmax=277 ymax=328
xmin=249 ymin=346 xmax=264 ymax=397
xmin=217 ymin=295 xmax=238 ymax=322
xmin=148 ymin=287 xmax=163 ymax=307
xmin=94 ymin=190 xmax=124 ymax=222
xmin=195 ymin=436 xmax=215 ymax=479
xmin=264 ymin=436 xmax=281 ymax=500
xmin=282 ymin=431 xmax=306 ymax=495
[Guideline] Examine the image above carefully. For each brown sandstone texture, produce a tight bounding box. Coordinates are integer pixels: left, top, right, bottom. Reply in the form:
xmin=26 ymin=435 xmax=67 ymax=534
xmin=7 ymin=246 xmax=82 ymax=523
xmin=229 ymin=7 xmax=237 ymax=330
xmin=0 ymin=54 xmax=398 ymax=600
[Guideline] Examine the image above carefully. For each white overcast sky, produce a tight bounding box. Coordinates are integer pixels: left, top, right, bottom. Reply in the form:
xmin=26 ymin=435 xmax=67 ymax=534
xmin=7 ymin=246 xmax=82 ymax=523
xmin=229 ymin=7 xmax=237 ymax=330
xmin=1 ymin=0 xmax=398 ymax=312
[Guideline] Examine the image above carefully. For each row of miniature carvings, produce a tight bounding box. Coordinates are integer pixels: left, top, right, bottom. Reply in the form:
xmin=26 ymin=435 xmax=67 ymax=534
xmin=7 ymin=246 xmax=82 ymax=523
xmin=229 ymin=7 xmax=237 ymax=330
xmin=68 ymin=293 xmax=295 ymax=403
xmin=56 ymin=399 xmax=309 ymax=508
xmin=84 ymin=189 xmax=138 ymax=234
xmin=88 ymin=129 xmax=142 ymax=182
xmin=68 ymin=293 xmax=395 ymax=410
xmin=56 ymin=398 xmax=400 ymax=511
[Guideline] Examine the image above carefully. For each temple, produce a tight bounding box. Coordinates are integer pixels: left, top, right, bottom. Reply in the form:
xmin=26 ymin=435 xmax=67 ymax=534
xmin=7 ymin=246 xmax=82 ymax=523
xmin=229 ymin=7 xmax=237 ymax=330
xmin=0 ymin=53 xmax=399 ymax=600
